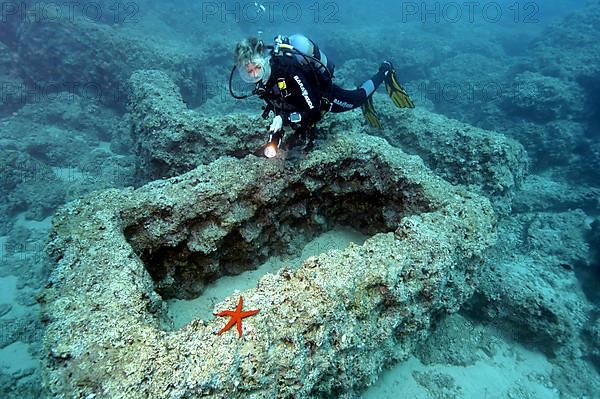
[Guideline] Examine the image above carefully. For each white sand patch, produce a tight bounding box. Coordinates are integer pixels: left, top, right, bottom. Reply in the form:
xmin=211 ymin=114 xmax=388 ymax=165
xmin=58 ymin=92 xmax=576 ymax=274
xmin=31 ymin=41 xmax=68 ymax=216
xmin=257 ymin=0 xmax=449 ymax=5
xmin=361 ymin=356 xmax=430 ymax=398
xmin=14 ymin=213 xmax=52 ymax=232
xmin=0 ymin=341 xmax=38 ymax=374
xmin=8 ymin=214 xmax=52 ymax=261
xmin=363 ymin=340 xmax=559 ymax=398
xmin=167 ymin=226 xmax=367 ymax=328
xmin=0 ymin=275 xmax=31 ymax=319
xmin=0 ymin=275 xmax=19 ymax=304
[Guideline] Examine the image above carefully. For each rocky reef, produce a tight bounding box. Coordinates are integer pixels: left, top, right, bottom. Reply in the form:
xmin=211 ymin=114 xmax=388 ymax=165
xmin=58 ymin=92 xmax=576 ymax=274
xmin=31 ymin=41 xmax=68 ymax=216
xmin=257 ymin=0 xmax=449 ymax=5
xmin=0 ymin=150 xmax=65 ymax=235
xmin=40 ymin=133 xmax=495 ymax=398
xmin=1 ymin=2 xmax=596 ymax=398
xmin=128 ymin=70 xmax=265 ymax=181
xmin=373 ymin=100 xmax=527 ymax=215
xmin=475 ymin=0 xmax=600 ymax=182
xmin=468 ymin=210 xmax=592 ymax=354
xmin=463 ymin=185 xmax=600 ymax=395
xmin=0 ymin=42 xmax=25 ymax=112
xmin=129 ymin=70 xmax=527 ymax=215
xmin=15 ymin=12 xmax=213 ymax=110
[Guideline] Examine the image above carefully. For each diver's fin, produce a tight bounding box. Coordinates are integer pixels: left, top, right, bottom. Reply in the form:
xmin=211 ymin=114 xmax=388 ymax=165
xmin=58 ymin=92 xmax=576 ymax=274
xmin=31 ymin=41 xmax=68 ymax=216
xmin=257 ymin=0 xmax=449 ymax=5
xmin=361 ymin=94 xmax=382 ymax=129
xmin=385 ymin=69 xmax=415 ymax=109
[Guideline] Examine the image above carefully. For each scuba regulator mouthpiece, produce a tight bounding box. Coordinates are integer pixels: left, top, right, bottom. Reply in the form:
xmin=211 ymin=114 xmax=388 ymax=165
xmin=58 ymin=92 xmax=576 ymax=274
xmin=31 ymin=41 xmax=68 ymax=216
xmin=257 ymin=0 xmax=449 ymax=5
xmin=264 ymin=131 xmax=282 ymax=158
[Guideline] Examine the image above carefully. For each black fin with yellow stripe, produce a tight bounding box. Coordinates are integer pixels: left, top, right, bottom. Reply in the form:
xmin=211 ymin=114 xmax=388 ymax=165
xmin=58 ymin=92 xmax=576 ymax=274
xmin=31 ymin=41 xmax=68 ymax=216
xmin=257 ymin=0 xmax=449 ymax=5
xmin=361 ymin=94 xmax=382 ymax=129
xmin=385 ymin=69 xmax=415 ymax=109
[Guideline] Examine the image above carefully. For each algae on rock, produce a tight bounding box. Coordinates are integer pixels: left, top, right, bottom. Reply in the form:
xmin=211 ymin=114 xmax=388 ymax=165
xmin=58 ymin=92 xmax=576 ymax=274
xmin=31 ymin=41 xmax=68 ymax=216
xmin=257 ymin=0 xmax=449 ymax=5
xmin=41 ymin=133 xmax=495 ymax=398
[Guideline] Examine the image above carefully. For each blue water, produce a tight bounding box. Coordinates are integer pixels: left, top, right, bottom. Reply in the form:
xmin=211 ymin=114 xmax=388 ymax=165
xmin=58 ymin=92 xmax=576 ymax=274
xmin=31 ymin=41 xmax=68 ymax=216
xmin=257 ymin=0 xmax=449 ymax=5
xmin=0 ymin=0 xmax=598 ymax=397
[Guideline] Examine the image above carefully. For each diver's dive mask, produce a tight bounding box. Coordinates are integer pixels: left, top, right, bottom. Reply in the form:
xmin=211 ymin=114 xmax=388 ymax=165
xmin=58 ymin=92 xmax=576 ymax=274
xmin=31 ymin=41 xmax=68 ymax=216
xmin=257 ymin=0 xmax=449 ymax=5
xmin=238 ymin=55 xmax=271 ymax=84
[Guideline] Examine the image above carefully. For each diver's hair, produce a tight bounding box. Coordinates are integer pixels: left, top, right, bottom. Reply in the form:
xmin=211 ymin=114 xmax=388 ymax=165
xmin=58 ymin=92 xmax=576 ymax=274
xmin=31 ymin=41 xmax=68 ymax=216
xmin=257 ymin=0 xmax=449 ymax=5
xmin=233 ymin=37 xmax=266 ymax=65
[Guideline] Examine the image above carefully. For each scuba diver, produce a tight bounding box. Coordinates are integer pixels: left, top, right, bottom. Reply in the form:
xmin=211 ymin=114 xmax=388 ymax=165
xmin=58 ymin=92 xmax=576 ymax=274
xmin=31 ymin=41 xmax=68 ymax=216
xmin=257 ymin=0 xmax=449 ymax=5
xmin=229 ymin=34 xmax=415 ymax=158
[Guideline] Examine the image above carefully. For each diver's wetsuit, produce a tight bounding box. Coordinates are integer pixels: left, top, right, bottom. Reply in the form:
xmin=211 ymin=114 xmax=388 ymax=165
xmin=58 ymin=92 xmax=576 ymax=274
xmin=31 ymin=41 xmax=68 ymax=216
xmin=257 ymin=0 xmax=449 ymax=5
xmin=256 ymin=55 xmax=387 ymax=138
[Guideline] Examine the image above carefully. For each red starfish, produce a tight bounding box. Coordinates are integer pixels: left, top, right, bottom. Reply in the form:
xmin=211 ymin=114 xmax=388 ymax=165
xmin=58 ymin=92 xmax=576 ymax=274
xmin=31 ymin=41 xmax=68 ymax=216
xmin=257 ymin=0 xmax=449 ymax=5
xmin=215 ymin=296 xmax=260 ymax=338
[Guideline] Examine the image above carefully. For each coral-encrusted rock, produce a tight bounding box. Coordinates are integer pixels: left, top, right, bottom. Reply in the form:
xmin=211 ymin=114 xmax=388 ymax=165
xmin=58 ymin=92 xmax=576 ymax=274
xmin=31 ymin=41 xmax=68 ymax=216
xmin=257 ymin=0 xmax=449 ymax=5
xmin=16 ymin=15 xmax=209 ymax=109
xmin=499 ymin=72 xmax=585 ymax=122
xmin=512 ymin=175 xmax=600 ymax=213
xmin=129 ymin=71 xmax=527 ymax=213
xmin=0 ymin=42 xmax=27 ymax=112
xmin=466 ymin=210 xmax=593 ymax=356
xmin=0 ymin=149 xmax=65 ymax=233
xmin=372 ymin=101 xmax=527 ymax=214
xmin=40 ymin=134 xmax=495 ymax=398
xmin=128 ymin=70 xmax=266 ymax=181
xmin=530 ymin=2 xmax=600 ymax=83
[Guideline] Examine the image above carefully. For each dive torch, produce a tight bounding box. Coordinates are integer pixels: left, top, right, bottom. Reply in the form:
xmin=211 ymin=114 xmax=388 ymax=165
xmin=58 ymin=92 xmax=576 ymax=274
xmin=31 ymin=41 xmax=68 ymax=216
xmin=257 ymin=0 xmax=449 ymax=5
xmin=264 ymin=131 xmax=282 ymax=158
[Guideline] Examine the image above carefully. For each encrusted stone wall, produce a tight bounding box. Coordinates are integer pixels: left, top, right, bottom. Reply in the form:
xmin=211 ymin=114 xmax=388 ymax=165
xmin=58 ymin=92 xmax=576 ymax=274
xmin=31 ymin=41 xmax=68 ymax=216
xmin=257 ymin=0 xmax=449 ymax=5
xmin=40 ymin=134 xmax=495 ymax=398
xmin=128 ymin=70 xmax=265 ymax=181
xmin=128 ymin=70 xmax=527 ymax=214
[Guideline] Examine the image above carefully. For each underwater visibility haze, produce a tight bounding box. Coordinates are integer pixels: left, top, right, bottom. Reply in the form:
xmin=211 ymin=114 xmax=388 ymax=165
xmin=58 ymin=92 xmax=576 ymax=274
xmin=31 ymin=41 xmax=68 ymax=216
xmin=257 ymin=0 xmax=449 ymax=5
xmin=0 ymin=0 xmax=599 ymax=397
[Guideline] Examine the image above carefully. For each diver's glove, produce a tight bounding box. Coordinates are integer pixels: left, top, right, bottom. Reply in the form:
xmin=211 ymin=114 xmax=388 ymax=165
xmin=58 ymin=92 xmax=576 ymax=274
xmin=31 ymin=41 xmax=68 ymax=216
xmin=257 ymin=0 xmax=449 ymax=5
xmin=269 ymin=115 xmax=283 ymax=133
xmin=264 ymin=115 xmax=284 ymax=158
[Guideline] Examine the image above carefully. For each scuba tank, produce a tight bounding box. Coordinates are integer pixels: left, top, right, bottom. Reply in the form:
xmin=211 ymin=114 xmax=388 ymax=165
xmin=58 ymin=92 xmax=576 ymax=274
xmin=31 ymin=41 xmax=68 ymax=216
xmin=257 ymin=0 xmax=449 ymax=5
xmin=229 ymin=34 xmax=335 ymax=99
xmin=272 ymin=34 xmax=335 ymax=88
